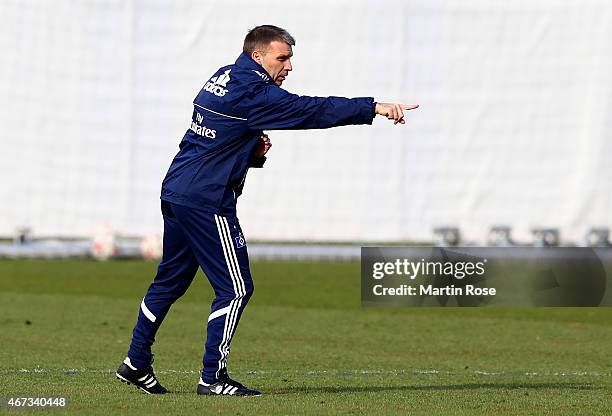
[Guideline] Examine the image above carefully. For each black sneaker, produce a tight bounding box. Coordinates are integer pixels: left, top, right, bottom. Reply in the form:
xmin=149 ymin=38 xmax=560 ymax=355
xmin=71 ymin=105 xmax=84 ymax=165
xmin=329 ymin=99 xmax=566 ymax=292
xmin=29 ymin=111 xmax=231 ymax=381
xmin=197 ymin=369 xmax=261 ymax=396
xmin=115 ymin=357 xmax=168 ymax=394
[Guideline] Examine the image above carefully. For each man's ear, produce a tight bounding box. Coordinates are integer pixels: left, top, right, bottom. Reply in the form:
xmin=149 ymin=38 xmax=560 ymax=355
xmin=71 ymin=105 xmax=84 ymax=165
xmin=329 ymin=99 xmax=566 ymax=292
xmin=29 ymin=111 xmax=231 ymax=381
xmin=251 ymin=50 xmax=263 ymax=66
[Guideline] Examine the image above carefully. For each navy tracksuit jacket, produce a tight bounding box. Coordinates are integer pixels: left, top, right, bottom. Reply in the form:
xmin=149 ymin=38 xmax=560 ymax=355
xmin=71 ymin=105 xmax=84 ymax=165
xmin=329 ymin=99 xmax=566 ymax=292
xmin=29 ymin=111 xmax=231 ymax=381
xmin=127 ymin=52 xmax=376 ymax=383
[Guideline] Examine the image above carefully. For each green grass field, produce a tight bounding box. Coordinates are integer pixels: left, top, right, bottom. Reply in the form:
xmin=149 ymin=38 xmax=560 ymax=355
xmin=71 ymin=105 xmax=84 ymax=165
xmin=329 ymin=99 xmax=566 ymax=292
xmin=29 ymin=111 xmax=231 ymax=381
xmin=1 ymin=260 xmax=611 ymax=415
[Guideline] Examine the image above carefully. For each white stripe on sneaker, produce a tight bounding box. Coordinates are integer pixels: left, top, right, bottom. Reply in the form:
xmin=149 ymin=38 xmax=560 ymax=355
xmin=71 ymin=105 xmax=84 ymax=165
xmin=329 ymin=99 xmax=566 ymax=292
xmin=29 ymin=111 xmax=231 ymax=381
xmin=123 ymin=357 xmax=137 ymax=371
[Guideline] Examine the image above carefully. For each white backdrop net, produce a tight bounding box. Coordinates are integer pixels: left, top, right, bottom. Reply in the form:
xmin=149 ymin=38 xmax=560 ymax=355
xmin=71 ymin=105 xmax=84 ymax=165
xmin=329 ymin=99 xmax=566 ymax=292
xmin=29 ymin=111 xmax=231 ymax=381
xmin=1 ymin=0 xmax=611 ymax=243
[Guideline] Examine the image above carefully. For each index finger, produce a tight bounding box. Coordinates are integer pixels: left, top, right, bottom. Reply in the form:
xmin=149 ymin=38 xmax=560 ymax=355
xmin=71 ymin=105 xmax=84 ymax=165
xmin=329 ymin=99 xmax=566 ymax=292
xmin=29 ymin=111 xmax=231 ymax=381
xmin=401 ymin=104 xmax=419 ymax=110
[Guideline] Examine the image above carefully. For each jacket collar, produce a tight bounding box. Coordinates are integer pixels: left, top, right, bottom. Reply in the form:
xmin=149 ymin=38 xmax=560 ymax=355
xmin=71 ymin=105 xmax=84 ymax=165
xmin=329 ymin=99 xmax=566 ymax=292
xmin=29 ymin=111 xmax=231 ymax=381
xmin=235 ymin=52 xmax=272 ymax=83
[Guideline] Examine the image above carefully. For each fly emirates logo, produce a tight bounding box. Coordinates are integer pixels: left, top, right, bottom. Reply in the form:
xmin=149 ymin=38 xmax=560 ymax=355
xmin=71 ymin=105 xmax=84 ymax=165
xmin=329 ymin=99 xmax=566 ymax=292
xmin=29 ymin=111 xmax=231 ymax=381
xmin=203 ymin=69 xmax=231 ymax=97
xmin=190 ymin=112 xmax=216 ymax=139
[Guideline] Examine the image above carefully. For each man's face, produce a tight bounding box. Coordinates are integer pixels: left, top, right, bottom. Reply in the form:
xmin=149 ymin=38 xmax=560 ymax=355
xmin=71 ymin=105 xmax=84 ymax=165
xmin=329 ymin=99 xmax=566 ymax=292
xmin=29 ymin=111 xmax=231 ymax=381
xmin=254 ymin=41 xmax=293 ymax=86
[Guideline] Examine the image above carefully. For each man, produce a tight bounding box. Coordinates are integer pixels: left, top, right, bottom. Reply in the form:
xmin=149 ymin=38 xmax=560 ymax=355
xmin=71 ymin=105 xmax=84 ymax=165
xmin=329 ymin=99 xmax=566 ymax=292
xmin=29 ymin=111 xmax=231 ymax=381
xmin=116 ymin=25 xmax=418 ymax=396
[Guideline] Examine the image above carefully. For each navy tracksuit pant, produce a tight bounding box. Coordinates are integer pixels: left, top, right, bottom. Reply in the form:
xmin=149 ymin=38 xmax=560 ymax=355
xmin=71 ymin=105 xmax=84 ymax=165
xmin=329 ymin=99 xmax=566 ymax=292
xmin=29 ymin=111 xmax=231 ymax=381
xmin=127 ymin=200 xmax=253 ymax=383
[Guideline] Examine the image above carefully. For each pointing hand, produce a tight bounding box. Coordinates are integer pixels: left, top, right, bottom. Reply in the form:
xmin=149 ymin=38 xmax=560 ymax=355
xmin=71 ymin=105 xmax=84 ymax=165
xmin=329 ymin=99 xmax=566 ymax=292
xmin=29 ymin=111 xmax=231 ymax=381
xmin=375 ymin=103 xmax=419 ymax=125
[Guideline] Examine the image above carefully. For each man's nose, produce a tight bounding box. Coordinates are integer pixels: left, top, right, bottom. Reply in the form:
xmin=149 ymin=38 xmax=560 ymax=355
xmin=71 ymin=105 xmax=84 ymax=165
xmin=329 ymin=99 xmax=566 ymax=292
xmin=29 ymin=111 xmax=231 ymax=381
xmin=284 ymin=59 xmax=292 ymax=71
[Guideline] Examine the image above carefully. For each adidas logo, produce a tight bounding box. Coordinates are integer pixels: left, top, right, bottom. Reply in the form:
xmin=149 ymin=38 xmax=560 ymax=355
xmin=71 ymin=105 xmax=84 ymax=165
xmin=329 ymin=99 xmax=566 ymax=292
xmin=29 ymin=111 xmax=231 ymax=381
xmin=252 ymin=70 xmax=269 ymax=82
xmin=204 ymin=69 xmax=231 ymax=97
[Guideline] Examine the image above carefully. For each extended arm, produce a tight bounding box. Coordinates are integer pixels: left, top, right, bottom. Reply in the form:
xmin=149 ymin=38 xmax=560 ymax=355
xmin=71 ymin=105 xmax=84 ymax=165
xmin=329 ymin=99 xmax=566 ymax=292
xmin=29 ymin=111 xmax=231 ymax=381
xmin=247 ymin=86 xmax=375 ymax=130
xmin=246 ymin=85 xmax=418 ymax=130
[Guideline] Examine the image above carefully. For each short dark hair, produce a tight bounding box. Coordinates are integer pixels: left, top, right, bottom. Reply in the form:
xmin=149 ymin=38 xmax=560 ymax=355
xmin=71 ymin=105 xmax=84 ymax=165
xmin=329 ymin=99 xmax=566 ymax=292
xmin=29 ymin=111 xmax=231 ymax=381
xmin=243 ymin=25 xmax=295 ymax=54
